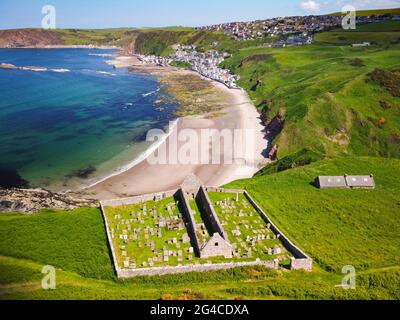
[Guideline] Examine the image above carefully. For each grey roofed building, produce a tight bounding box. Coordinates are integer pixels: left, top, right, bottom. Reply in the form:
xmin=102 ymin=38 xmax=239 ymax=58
xmin=345 ymin=175 xmax=375 ymax=189
xmin=315 ymin=176 xmax=347 ymax=189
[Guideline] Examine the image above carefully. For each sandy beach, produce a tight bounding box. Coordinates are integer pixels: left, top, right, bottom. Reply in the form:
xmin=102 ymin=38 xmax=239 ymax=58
xmin=86 ymin=55 xmax=269 ymax=200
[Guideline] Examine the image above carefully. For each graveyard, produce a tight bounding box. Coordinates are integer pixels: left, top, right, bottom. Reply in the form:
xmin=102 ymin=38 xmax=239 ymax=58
xmin=101 ymin=183 xmax=299 ymax=275
xmin=207 ymin=191 xmax=291 ymax=263
xmin=104 ymin=197 xmax=196 ymax=269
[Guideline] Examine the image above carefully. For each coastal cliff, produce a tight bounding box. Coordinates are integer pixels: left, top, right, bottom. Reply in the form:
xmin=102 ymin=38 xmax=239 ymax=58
xmin=0 ymin=28 xmax=136 ymax=48
xmin=0 ymin=29 xmax=64 ymax=48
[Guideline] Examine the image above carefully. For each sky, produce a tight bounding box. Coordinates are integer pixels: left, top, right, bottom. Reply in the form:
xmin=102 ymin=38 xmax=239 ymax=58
xmin=0 ymin=0 xmax=399 ymax=29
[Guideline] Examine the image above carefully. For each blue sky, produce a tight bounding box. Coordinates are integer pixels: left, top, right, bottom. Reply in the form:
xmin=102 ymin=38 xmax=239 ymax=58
xmin=0 ymin=0 xmax=399 ymax=29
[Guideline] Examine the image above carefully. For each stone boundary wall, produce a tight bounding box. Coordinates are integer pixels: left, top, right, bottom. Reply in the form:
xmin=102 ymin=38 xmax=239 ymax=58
xmin=205 ymin=187 xmax=246 ymax=194
xmin=100 ymin=186 xmax=312 ymax=277
xmin=177 ymin=188 xmax=201 ymax=256
xmin=243 ymin=191 xmax=313 ymax=271
xmin=99 ymin=203 xmax=121 ymax=276
xmin=197 ymin=186 xmax=229 ymax=241
xmin=100 ymin=189 xmax=178 ymax=207
xmin=117 ymin=259 xmax=279 ymax=278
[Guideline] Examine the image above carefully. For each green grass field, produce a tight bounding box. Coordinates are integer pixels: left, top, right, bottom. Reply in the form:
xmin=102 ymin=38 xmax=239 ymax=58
xmin=314 ymin=21 xmax=400 ymax=45
xmin=329 ymin=8 xmax=400 ymax=17
xmin=227 ymin=157 xmax=400 ymax=273
xmin=0 ymin=207 xmax=114 ymax=280
xmin=52 ymin=28 xmax=136 ymax=47
xmin=0 ymin=157 xmax=399 ymax=300
xmin=221 ymin=43 xmax=400 ymax=160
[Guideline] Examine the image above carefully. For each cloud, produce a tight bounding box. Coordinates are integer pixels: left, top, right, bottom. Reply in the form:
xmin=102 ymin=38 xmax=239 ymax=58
xmin=301 ymin=1 xmax=322 ymax=12
xmin=335 ymin=0 xmax=400 ymax=9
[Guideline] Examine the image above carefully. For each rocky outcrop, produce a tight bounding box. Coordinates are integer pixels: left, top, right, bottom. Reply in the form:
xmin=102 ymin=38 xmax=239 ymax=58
xmin=262 ymin=108 xmax=286 ymax=160
xmin=268 ymin=144 xmax=279 ymax=161
xmin=0 ymin=29 xmax=64 ymax=48
xmin=0 ymin=63 xmax=48 ymax=71
xmin=0 ymin=188 xmax=98 ymax=214
xmin=0 ymin=63 xmax=19 ymax=70
xmin=265 ymin=108 xmax=286 ymax=139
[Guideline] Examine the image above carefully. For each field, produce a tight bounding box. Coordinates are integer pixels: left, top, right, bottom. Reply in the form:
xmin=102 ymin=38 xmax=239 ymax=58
xmin=314 ymin=21 xmax=400 ymax=45
xmin=0 ymin=207 xmax=114 ymax=280
xmin=221 ymin=42 xmax=400 ymax=160
xmin=227 ymin=157 xmax=400 ymax=273
xmin=329 ymin=8 xmax=400 ymax=17
xmin=0 ymin=157 xmax=399 ymax=299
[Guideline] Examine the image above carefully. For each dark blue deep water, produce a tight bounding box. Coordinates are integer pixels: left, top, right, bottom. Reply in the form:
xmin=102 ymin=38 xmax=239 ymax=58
xmin=0 ymin=49 xmax=176 ymax=190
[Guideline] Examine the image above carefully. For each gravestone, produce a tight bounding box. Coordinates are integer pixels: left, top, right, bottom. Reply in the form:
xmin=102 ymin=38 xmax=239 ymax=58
xmin=273 ymin=245 xmax=282 ymax=255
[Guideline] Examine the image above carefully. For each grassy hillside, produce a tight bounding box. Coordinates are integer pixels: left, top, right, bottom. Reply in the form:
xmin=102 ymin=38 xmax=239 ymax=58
xmin=0 ymin=207 xmax=114 ymax=280
xmin=221 ymin=43 xmax=400 ymax=159
xmin=54 ymin=28 xmax=136 ymax=47
xmin=0 ymin=157 xmax=399 ymax=300
xmin=314 ymin=21 xmax=400 ymax=45
xmin=0 ymin=28 xmax=137 ymax=47
xmin=329 ymin=8 xmax=400 ymax=17
xmin=132 ymin=29 xmax=266 ymax=56
xmin=228 ymin=157 xmax=400 ymax=272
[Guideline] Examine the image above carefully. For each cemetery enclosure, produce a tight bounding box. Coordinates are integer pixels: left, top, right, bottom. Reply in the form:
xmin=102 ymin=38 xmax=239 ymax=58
xmin=100 ymin=185 xmax=313 ymax=278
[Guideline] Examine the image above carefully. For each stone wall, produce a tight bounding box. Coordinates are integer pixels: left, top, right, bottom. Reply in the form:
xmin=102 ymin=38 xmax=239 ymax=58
xmin=200 ymin=233 xmax=233 ymax=259
xmin=99 ymin=203 xmax=121 ymax=276
xmin=101 ymin=189 xmax=177 ymax=207
xmin=290 ymin=257 xmax=313 ymax=271
xmin=177 ymin=188 xmax=201 ymax=256
xmin=196 ymin=186 xmax=229 ymax=241
xmin=117 ymin=259 xmax=279 ymax=278
xmin=243 ymin=191 xmax=313 ymax=271
xmin=205 ymin=187 xmax=246 ymax=194
xmin=100 ymin=185 xmax=313 ymax=277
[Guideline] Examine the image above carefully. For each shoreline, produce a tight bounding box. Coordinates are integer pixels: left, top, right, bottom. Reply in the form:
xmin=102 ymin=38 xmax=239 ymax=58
xmin=84 ymin=54 xmax=269 ymax=200
xmin=0 ymin=45 xmax=122 ymax=50
xmin=80 ymin=119 xmax=180 ymax=191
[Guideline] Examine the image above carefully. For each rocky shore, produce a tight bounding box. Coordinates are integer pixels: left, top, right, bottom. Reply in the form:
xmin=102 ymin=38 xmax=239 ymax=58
xmin=0 ymin=62 xmax=70 ymax=73
xmin=0 ymin=188 xmax=98 ymax=214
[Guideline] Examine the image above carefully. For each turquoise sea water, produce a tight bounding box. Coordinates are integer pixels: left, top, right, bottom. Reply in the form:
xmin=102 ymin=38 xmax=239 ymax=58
xmin=0 ymin=49 xmax=176 ymax=191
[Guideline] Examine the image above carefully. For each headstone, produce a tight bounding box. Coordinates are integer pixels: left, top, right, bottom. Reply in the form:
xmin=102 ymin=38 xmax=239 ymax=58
xmin=273 ymin=245 xmax=282 ymax=255
xmin=182 ymin=233 xmax=190 ymax=243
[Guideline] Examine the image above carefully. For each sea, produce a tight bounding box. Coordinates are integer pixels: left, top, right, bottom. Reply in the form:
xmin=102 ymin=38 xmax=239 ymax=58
xmin=0 ymin=48 xmax=177 ymax=191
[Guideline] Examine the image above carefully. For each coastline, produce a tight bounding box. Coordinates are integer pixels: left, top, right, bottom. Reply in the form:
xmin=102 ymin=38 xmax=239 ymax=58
xmin=81 ymin=119 xmax=180 ymax=191
xmin=0 ymin=45 xmax=122 ymax=50
xmin=84 ymin=55 xmax=269 ymax=200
